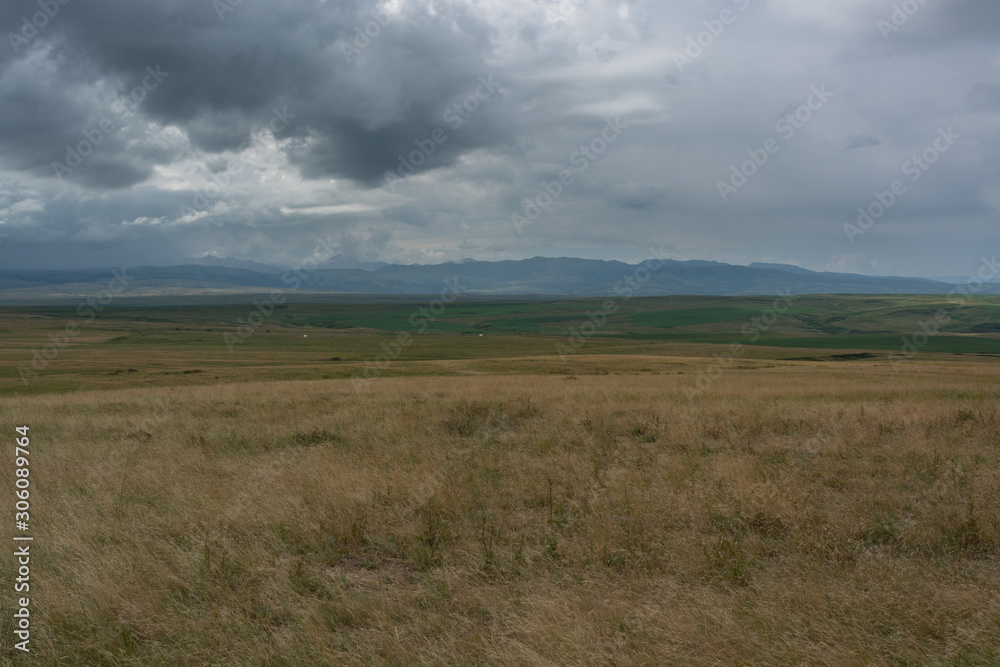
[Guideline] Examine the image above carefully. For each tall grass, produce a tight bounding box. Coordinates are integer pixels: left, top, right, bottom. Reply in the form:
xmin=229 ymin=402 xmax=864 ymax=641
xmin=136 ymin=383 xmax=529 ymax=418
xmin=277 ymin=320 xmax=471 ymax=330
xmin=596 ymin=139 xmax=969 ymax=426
xmin=2 ymin=361 xmax=1000 ymax=663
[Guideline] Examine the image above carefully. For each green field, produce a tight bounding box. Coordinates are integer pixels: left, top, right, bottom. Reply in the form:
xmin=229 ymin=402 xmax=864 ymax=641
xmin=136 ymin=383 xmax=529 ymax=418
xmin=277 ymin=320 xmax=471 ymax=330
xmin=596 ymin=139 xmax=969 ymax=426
xmin=1 ymin=293 xmax=999 ymax=396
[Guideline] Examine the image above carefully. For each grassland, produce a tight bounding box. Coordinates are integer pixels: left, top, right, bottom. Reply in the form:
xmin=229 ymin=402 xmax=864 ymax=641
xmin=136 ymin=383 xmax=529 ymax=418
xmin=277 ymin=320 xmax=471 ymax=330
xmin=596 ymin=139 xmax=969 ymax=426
xmin=1 ymin=295 xmax=1000 ymax=664
xmin=1 ymin=294 xmax=998 ymax=395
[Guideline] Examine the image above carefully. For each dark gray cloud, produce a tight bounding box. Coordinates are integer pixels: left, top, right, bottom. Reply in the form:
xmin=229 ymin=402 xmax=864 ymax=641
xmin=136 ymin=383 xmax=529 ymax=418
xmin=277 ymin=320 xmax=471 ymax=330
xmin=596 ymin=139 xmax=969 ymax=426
xmin=0 ymin=0 xmax=997 ymax=277
xmin=844 ymin=134 xmax=881 ymax=150
xmin=1 ymin=0 xmax=514 ymax=187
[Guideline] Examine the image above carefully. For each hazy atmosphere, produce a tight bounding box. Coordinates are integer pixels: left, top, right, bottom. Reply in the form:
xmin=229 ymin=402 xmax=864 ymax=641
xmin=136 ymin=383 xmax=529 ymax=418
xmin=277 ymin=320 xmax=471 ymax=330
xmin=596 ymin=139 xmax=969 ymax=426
xmin=1 ymin=0 xmax=998 ymax=275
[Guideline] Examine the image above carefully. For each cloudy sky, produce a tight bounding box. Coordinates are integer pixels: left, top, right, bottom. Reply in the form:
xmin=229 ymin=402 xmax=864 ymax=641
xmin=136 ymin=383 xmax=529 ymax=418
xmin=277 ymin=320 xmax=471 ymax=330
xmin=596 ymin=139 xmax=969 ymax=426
xmin=0 ymin=0 xmax=997 ymax=276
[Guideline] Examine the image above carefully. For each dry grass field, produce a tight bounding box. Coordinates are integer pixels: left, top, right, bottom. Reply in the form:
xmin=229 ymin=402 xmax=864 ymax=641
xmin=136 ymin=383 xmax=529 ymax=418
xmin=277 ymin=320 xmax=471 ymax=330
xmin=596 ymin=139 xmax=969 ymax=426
xmin=2 ymin=352 xmax=1000 ymax=664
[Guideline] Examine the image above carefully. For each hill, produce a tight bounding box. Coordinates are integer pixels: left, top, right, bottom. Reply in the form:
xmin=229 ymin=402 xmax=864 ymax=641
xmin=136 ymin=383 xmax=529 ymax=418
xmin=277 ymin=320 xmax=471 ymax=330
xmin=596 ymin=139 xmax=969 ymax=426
xmin=0 ymin=257 xmax=976 ymax=304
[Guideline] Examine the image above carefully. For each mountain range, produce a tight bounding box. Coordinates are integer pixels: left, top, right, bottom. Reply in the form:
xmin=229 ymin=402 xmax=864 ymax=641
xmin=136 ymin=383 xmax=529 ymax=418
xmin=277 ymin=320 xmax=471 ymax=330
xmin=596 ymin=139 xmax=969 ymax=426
xmin=0 ymin=257 xmax=986 ymax=304
xmin=181 ymin=254 xmax=387 ymax=273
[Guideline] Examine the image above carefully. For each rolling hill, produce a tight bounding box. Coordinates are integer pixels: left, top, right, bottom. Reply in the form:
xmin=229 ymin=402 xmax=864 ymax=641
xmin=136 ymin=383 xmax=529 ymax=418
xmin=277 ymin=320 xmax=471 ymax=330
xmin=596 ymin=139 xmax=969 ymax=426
xmin=0 ymin=257 xmax=982 ymax=304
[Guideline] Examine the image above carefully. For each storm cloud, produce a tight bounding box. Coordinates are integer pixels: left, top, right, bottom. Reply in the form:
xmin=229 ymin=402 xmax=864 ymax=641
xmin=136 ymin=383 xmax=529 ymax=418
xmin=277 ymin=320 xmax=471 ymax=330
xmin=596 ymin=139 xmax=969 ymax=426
xmin=0 ymin=0 xmax=997 ymax=277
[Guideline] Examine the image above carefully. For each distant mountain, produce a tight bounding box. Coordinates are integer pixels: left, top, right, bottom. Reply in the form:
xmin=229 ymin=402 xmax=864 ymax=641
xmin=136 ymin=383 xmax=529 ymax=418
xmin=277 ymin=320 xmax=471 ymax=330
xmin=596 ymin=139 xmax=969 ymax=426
xmin=751 ymin=262 xmax=988 ymax=286
xmin=315 ymin=255 xmax=387 ymax=272
xmin=183 ymin=254 xmax=385 ymax=273
xmin=183 ymin=255 xmax=284 ymax=274
xmin=931 ymin=275 xmax=1000 ymax=285
xmin=0 ymin=256 xmax=979 ymax=303
xmin=748 ymin=262 xmax=817 ymax=276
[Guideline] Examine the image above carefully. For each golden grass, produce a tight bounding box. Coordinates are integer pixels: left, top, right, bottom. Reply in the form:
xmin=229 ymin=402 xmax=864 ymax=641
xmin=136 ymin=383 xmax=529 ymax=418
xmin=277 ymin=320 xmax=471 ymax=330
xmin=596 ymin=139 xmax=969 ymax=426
xmin=2 ymin=359 xmax=1000 ymax=664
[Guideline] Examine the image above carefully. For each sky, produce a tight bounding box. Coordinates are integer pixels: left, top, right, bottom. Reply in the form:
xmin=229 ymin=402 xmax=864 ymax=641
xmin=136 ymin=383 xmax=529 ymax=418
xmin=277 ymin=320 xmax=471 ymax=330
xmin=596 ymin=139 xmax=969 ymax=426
xmin=0 ymin=0 xmax=997 ymax=277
